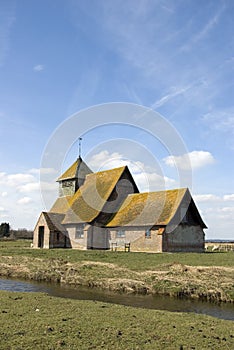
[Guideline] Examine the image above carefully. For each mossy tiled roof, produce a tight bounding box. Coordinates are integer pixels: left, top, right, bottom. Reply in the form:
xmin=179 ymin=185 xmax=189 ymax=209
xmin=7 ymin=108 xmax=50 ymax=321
xmin=50 ymin=196 xmax=73 ymax=214
xmin=57 ymin=157 xmax=92 ymax=181
xmin=62 ymin=166 xmax=128 ymax=224
xmin=107 ymin=188 xmax=188 ymax=227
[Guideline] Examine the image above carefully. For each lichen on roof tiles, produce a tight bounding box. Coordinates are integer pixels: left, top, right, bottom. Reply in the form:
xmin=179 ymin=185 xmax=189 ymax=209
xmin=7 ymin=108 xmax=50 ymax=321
xmin=62 ymin=166 xmax=127 ymax=224
xmin=50 ymin=196 xmax=73 ymax=214
xmin=57 ymin=157 xmax=92 ymax=181
xmin=106 ymin=188 xmax=188 ymax=227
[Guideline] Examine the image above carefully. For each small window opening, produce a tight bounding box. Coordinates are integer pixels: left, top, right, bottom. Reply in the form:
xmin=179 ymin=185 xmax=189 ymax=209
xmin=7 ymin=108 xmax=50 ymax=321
xmin=75 ymin=224 xmax=85 ymax=239
xmin=145 ymin=229 xmax=151 ymax=238
xmin=116 ymin=230 xmax=125 ymax=238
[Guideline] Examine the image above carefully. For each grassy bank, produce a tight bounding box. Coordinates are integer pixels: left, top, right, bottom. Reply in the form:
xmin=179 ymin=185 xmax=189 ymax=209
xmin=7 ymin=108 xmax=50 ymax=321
xmin=0 ymin=290 xmax=233 ymax=349
xmin=0 ymin=240 xmax=233 ymax=303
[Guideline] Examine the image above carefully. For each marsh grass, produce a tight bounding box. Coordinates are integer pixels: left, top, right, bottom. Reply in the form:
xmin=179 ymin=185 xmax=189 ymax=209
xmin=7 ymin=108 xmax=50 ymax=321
xmin=0 ymin=240 xmax=233 ymax=302
xmin=0 ymin=290 xmax=233 ymax=350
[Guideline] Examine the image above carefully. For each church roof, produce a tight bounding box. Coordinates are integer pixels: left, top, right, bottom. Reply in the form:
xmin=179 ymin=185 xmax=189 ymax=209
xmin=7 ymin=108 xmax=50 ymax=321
xmin=42 ymin=212 xmax=66 ymax=232
xmin=62 ymin=166 xmax=133 ymax=224
xmin=50 ymin=195 xmax=73 ymax=214
xmin=57 ymin=156 xmax=92 ymax=181
xmin=106 ymin=188 xmax=189 ymax=227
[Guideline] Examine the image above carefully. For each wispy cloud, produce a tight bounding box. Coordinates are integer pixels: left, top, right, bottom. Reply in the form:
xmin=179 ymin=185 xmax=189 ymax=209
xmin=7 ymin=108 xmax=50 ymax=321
xmin=202 ymin=108 xmax=234 ymax=150
xmin=33 ymin=64 xmax=45 ymax=72
xmin=203 ymin=109 xmax=234 ymax=132
xmin=151 ymin=84 xmax=193 ymax=109
xmin=180 ymin=5 xmax=225 ymax=52
xmin=0 ymin=4 xmax=15 ymax=66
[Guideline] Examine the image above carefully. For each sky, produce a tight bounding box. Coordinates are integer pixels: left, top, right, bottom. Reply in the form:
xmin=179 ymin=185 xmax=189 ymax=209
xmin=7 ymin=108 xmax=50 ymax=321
xmin=0 ymin=0 xmax=233 ymax=239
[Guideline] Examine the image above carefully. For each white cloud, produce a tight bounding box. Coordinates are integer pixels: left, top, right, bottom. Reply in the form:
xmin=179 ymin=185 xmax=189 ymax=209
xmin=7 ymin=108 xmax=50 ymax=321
xmin=194 ymin=194 xmax=219 ymax=202
xmin=6 ymin=173 xmax=36 ymax=186
xmin=164 ymin=151 xmax=215 ymax=170
xmin=40 ymin=182 xmax=57 ymax=192
xmin=134 ymin=172 xmax=175 ymax=192
xmin=29 ymin=168 xmax=57 ymax=175
xmin=0 ymin=170 xmax=56 ymax=195
xmin=0 ymin=172 xmax=6 ymax=180
xmin=88 ymin=150 xmax=146 ymax=173
xmin=17 ymin=197 xmax=32 ymax=204
xmin=192 ymin=192 xmax=234 ymax=239
xmin=88 ymin=150 xmax=176 ymax=192
xmin=33 ymin=64 xmax=44 ymax=72
xmin=219 ymin=207 xmax=234 ymax=213
xmin=223 ymin=194 xmax=234 ymax=201
xmin=0 ymin=168 xmax=57 ymax=229
xmin=18 ymin=182 xmax=40 ymax=193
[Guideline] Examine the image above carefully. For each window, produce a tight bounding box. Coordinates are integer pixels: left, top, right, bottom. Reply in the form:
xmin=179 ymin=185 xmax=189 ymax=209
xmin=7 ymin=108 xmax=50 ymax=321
xmin=116 ymin=230 xmax=125 ymax=238
xmin=75 ymin=224 xmax=85 ymax=239
xmin=56 ymin=232 xmax=60 ymax=241
xmin=145 ymin=229 xmax=151 ymax=238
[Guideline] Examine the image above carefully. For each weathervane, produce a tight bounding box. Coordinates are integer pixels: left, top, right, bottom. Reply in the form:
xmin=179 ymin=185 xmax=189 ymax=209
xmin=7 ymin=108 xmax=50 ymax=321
xmin=78 ymin=137 xmax=82 ymax=158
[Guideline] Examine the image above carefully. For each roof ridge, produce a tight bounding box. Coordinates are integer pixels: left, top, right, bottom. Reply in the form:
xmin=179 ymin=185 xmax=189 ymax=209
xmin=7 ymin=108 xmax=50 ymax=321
xmin=86 ymin=165 xmax=128 ymax=178
xmin=125 ymin=188 xmax=188 ymax=197
xmin=86 ymin=165 xmax=127 ymax=177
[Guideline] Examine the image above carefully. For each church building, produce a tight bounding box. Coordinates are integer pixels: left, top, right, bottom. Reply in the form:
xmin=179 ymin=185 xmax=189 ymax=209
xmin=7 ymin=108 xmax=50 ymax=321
xmin=33 ymin=157 xmax=206 ymax=252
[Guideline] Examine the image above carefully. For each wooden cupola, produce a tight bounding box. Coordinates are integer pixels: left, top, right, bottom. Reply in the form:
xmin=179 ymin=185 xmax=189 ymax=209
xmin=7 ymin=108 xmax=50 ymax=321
xmin=57 ymin=157 xmax=93 ymax=197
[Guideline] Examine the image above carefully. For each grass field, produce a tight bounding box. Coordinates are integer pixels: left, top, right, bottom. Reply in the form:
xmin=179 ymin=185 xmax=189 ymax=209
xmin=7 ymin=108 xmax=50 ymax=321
xmin=0 ymin=239 xmax=233 ymax=270
xmin=0 ymin=240 xmax=233 ymax=302
xmin=0 ymin=290 xmax=233 ymax=350
xmin=0 ymin=240 xmax=233 ymax=349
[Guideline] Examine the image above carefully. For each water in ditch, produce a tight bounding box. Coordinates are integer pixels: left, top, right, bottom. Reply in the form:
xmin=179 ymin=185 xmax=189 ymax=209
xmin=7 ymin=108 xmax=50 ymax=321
xmin=0 ymin=278 xmax=233 ymax=321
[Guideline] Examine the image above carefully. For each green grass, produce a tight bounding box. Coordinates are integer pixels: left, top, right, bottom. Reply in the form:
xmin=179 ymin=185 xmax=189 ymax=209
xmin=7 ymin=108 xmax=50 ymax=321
xmin=0 ymin=290 xmax=233 ymax=350
xmin=0 ymin=240 xmax=233 ymax=271
xmin=0 ymin=240 xmax=233 ymax=303
xmin=0 ymin=241 xmax=233 ymax=348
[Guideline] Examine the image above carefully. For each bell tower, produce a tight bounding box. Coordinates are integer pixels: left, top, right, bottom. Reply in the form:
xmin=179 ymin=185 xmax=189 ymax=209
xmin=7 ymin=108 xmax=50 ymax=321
xmin=57 ymin=157 xmax=93 ymax=197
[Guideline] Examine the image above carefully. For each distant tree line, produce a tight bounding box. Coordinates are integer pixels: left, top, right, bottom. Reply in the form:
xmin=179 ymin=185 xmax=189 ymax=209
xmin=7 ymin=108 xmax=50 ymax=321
xmin=0 ymin=223 xmax=33 ymax=239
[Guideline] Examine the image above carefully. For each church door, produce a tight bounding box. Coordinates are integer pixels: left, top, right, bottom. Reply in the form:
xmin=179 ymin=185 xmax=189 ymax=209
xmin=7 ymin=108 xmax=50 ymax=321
xmin=38 ymin=226 xmax=44 ymax=248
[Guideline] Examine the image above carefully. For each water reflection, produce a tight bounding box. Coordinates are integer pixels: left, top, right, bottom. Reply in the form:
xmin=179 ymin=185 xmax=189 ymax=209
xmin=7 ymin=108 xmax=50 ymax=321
xmin=0 ymin=278 xmax=233 ymax=321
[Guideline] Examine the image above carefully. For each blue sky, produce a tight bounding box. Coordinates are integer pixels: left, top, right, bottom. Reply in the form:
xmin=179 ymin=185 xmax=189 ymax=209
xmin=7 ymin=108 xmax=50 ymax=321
xmin=0 ymin=0 xmax=233 ymax=239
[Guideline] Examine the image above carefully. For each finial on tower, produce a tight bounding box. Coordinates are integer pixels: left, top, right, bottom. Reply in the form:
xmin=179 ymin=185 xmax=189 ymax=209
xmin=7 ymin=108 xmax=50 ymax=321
xmin=78 ymin=137 xmax=82 ymax=158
